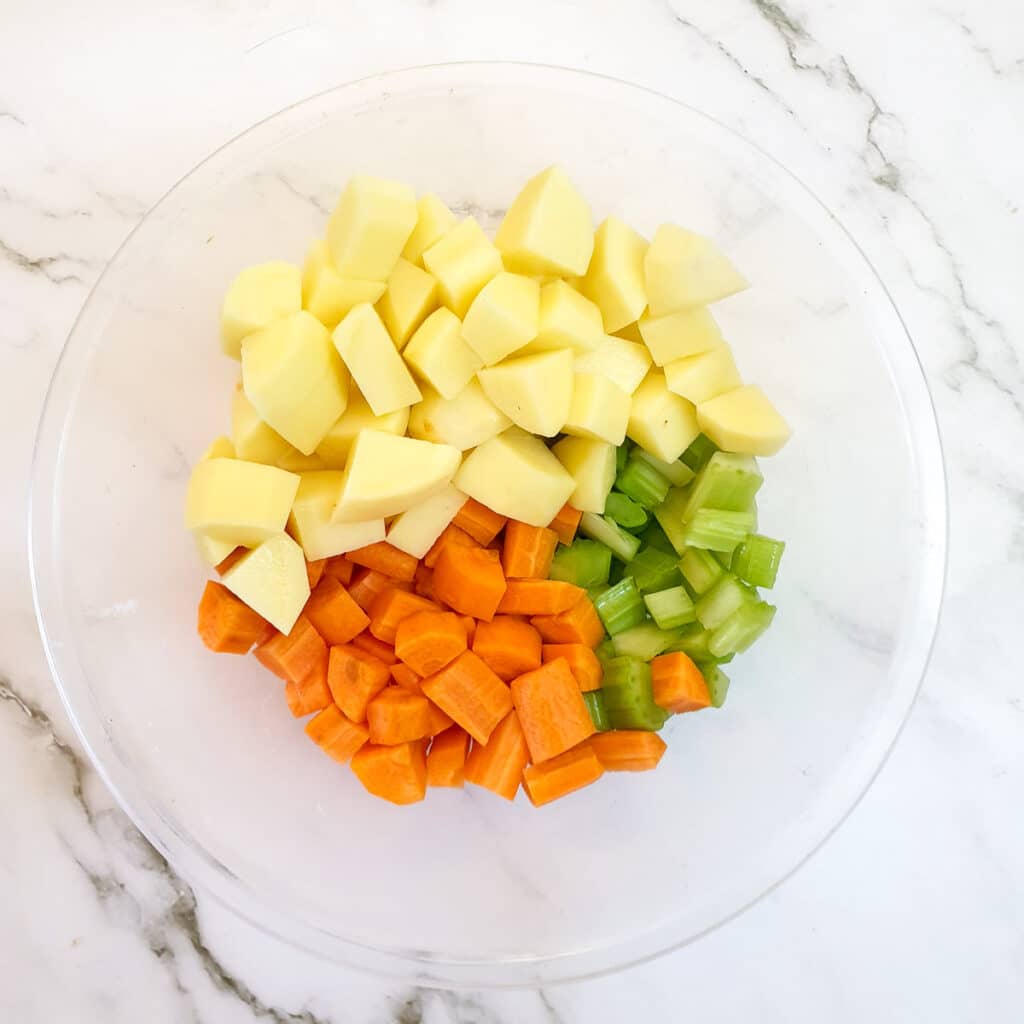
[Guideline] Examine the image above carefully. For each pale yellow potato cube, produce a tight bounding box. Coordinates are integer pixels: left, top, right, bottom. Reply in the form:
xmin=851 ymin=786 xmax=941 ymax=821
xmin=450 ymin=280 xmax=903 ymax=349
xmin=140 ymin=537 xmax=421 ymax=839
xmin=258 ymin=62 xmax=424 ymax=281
xmin=333 ymin=430 xmax=460 ymax=522
xmin=200 ymin=435 xmax=236 ymax=461
xmin=401 ymin=194 xmax=457 ymax=266
xmin=275 ymin=449 xmax=326 ymax=472
xmin=455 ymin=427 xmax=575 ymax=527
xmin=220 ymin=261 xmax=302 ymax=359
xmin=574 ymin=335 xmax=652 ymax=395
xmin=422 ymin=217 xmax=503 ymax=318
xmin=627 ymin=370 xmax=700 ymax=462
xmin=375 ymin=257 xmax=439 ymax=349
xmin=461 ymin=272 xmax=540 ymax=365
xmin=697 ymin=385 xmax=791 ymax=456
xmin=563 ymin=372 xmax=630 ymax=445
xmin=613 ymin=321 xmax=644 ymax=344
xmin=578 ymin=217 xmax=648 ymax=332
xmin=494 ymin=165 xmax=594 ymax=277
xmin=520 ymin=281 xmax=604 ymax=355
xmin=241 ymin=311 xmax=349 ymax=455
xmin=639 ymin=306 xmax=724 ymax=365
xmin=301 ymin=239 xmax=385 ymax=329
xmin=220 ymin=532 xmax=309 ymax=634
xmin=332 ymin=304 xmax=422 ymax=416
xmin=327 ymin=176 xmax=417 ymax=281
xmin=407 ymin=381 xmax=512 ymax=451
xmin=551 ymin=437 xmax=616 ymax=514
xmin=315 ymin=389 xmax=410 ymax=468
xmin=477 ymin=348 xmax=574 ymax=437
xmin=403 ymin=307 xmax=482 ymax=400
xmin=287 ymin=471 xmax=386 ymax=561
xmin=194 ymin=532 xmax=236 ymax=568
xmin=664 ymin=346 xmax=742 ymax=404
xmin=386 ymin=485 xmax=468 ymax=559
xmin=231 ymin=388 xmax=294 ymax=465
xmin=184 ymin=457 xmax=299 ymax=546
xmin=644 ymin=224 xmax=748 ymax=316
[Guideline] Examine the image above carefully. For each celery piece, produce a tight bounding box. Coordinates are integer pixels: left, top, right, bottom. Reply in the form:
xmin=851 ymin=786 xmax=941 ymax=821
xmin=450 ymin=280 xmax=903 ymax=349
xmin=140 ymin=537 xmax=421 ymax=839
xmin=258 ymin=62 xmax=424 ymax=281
xmin=601 ymin=656 xmax=669 ymax=731
xmin=611 ymin=622 xmax=680 ymax=660
xmin=699 ymin=663 xmax=731 ymax=708
xmin=583 ymin=690 xmax=611 ymax=732
xmin=615 ymin=441 xmax=631 ymax=475
xmin=608 ymin=558 xmax=625 ymax=585
xmin=604 ymin=491 xmax=650 ymax=531
xmin=652 ymin=486 xmax=692 ymax=556
xmin=594 ymin=638 xmax=618 ymax=665
xmin=709 ymin=601 xmax=776 ymax=657
xmin=594 ymin=577 xmax=647 ymax=635
xmin=644 ymin=585 xmax=696 ymax=630
xmin=632 ymin=447 xmax=695 ymax=488
xmin=680 ymin=432 xmax=718 ymax=473
xmin=695 ymin=573 xmax=757 ymax=629
xmin=681 ymin=508 xmax=756 ymax=553
xmin=625 ymin=545 xmax=681 ymax=593
xmin=616 ymin=455 xmax=672 ymax=509
xmin=580 ymin=512 xmax=642 ymax=563
xmin=667 ymin=627 xmax=714 ymax=661
xmin=549 ymin=539 xmax=613 ymax=588
xmin=731 ymin=534 xmax=785 ymax=589
xmin=679 ymin=547 xmax=724 ymax=595
xmin=681 ymin=452 xmax=763 ymax=522
xmin=639 ymin=519 xmax=675 ymax=554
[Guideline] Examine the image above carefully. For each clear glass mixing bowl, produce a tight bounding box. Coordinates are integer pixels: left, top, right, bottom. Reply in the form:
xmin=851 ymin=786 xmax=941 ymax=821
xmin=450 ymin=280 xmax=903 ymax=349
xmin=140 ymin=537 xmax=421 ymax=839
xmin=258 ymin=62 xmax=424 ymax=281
xmin=30 ymin=63 xmax=946 ymax=986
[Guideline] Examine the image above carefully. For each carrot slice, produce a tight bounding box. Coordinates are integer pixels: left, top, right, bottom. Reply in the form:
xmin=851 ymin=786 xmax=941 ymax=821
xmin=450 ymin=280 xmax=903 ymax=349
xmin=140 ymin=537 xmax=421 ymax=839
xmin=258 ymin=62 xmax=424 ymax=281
xmin=346 ymin=541 xmax=419 ymax=583
xmin=348 ymin=568 xmax=412 ymax=613
xmin=413 ymin=563 xmax=435 ymax=600
xmin=304 ymin=576 xmax=370 ymax=646
xmin=426 ymin=700 xmax=454 ymax=736
xmin=423 ymin=523 xmax=480 ymax=569
xmin=367 ymin=588 xmax=442 ymax=644
xmin=472 ymin=616 xmax=542 ymax=681
xmin=254 ymin=615 xmax=327 ymax=684
xmin=511 ymin=657 xmax=595 ymax=763
xmin=548 ymin=503 xmax=583 ymax=546
xmin=323 ymin=555 xmax=354 ymax=585
xmin=433 ymin=545 xmax=507 ymax=621
xmin=590 ymin=730 xmax=667 ymax=771
xmin=351 ymin=631 xmax=399 ymax=665
xmin=284 ymin=676 xmax=333 ymax=718
xmin=522 ymin=741 xmax=603 ymax=806
xmin=459 ymin=614 xmax=477 ymax=647
xmin=463 ymin=710 xmax=530 ymax=801
xmin=351 ymin=741 xmax=428 ymax=805
xmin=197 ymin=580 xmax=271 ymax=654
xmin=426 ymin=727 xmax=469 ymax=787
xmin=366 ymin=686 xmax=433 ymax=745
xmin=391 ymin=662 xmax=423 ymax=693
xmin=326 ymin=643 xmax=391 ymax=722
xmin=395 ymin=610 xmax=468 ymax=676
xmin=421 ymin=650 xmax=513 ymax=745
xmin=306 ymin=558 xmax=327 ymax=589
xmin=541 ymin=643 xmax=603 ymax=692
xmin=501 ymin=521 xmax=559 ymax=579
xmin=497 ymin=579 xmax=584 ymax=616
xmin=453 ymin=498 xmax=507 ymax=545
xmin=304 ymin=704 xmax=369 ymax=762
xmin=650 ymin=652 xmax=712 ymax=713
xmin=531 ymin=595 xmax=605 ymax=646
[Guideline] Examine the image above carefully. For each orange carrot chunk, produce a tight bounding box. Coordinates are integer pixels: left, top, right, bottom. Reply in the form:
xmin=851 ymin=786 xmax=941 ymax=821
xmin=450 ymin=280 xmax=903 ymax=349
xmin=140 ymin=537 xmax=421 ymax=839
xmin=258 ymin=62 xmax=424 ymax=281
xmin=413 ymin=563 xmax=435 ymax=600
xmin=426 ymin=727 xmax=469 ymax=787
xmin=425 ymin=700 xmax=454 ymax=736
xmin=348 ymin=568 xmax=412 ymax=613
xmin=433 ymin=545 xmax=507 ymax=621
xmin=346 ymin=541 xmax=419 ymax=583
xmin=304 ymin=704 xmax=369 ymax=762
xmin=453 ymin=498 xmax=508 ymax=545
xmin=284 ymin=677 xmax=333 ymax=718
xmin=497 ymin=579 xmax=585 ymax=616
xmin=459 ymin=614 xmax=477 ymax=647
xmin=650 ymin=652 xmax=712 ymax=713
xmin=366 ymin=686 xmax=433 ymax=745
xmin=326 ymin=644 xmax=392 ymax=722
xmin=254 ymin=615 xmax=327 ymax=685
xmin=502 ymin=521 xmax=559 ymax=580
xmin=590 ymin=730 xmax=667 ymax=772
xmin=351 ymin=741 xmax=428 ymax=804
xmin=395 ymin=610 xmax=468 ymax=676
xmin=197 ymin=580 xmax=272 ymax=654
xmin=472 ymin=616 xmax=543 ymax=681
xmin=541 ymin=643 xmax=603 ymax=692
xmin=463 ymin=710 xmax=530 ymax=801
xmin=423 ymin=523 xmax=480 ymax=569
xmin=368 ymin=588 xmax=442 ymax=644
xmin=306 ymin=558 xmax=327 ymax=589
xmin=531 ymin=594 xmax=605 ymax=647
xmin=548 ymin=503 xmax=583 ymax=546
xmin=323 ymin=555 xmax=355 ymax=585
xmin=522 ymin=741 xmax=604 ymax=806
xmin=304 ymin=575 xmax=370 ymax=646
xmin=390 ymin=662 xmax=423 ymax=693
xmin=351 ymin=631 xmax=399 ymax=665
xmin=511 ymin=657 xmax=596 ymax=763
xmin=421 ymin=650 xmax=514 ymax=745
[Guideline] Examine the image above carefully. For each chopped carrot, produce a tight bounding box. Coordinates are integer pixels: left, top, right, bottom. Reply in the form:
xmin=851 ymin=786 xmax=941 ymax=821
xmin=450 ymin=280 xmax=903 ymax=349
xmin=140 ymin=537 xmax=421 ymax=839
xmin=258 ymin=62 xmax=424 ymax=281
xmin=346 ymin=541 xmax=419 ymax=583
xmin=510 ymin=658 xmax=595 ymax=763
xmin=254 ymin=615 xmax=327 ymax=685
xmin=306 ymin=558 xmax=327 ymax=589
xmin=323 ymin=555 xmax=354 ymax=585
xmin=326 ymin=643 xmax=391 ymax=722
xmin=304 ymin=704 xmax=369 ymax=762
xmin=197 ymin=580 xmax=271 ymax=654
xmin=458 ymin=614 xmax=477 ymax=647
xmin=348 ymin=568 xmax=412 ymax=613
xmin=522 ymin=741 xmax=603 ymax=806
xmin=650 ymin=652 xmax=712 ymax=713
xmin=463 ymin=710 xmax=530 ymax=801
xmin=413 ymin=563 xmax=435 ymax=600
xmin=548 ymin=503 xmax=583 ymax=546
xmin=366 ymin=686 xmax=433 ymax=745
xmin=453 ymin=498 xmax=507 ymax=544
xmin=303 ymin=576 xmax=370 ymax=646
xmin=433 ymin=545 xmax=507 ymax=621
xmin=351 ymin=631 xmax=399 ymax=665
xmin=213 ymin=548 xmax=245 ymax=576
xmin=502 ymin=521 xmax=559 ymax=579
xmin=423 ymin=523 xmax=479 ymax=569
xmin=497 ymin=579 xmax=584 ymax=616
xmin=284 ymin=676 xmax=333 ymax=717
xmin=395 ymin=610 xmax=468 ymax=676
xmin=531 ymin=595 xmax=605 ymax=647
xmin=368 ymin=588 xmax=442 ymax=644
xmin=350 ymin=741 xmax=427 ymax=805
xmin=541 ymin=643 xmax=603 ymax=692
xmin=426 ymin=727 xmax=469 ymax=787
xmin=472 ymin=616 xmax=542 ymax=681
xmin=590 ymin=731 xmax=667 ymax=771
xmin=390 ymin=662 xmax=423 ymax=693
xmin=421 ymin=650 xmax=514 ymax=745
xmin=425 ymin=701 xmax=454 ymax=737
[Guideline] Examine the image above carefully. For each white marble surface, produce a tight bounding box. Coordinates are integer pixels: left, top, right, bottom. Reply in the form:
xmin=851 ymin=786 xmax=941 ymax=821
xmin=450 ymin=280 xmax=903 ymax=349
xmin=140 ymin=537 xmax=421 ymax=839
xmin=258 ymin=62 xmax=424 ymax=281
xmin=2 ymin=0 xmax=1022 ymax=1020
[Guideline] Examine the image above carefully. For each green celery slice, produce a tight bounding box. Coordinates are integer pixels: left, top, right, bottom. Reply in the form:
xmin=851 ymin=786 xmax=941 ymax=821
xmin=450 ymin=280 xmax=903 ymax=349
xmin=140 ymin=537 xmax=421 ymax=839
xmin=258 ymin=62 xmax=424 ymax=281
xmin=549 ymin=539 xmax=613 ymax=588
xmin=615 ymin=441 xmax=631 ymax=475
xmin=610 ymin=622 xmax=681 ymax=660
xmin=601 ymin=656 xmax=669 ymax=731
xmin=731 ymin=534 xmax=785 ymax=588
xmin=667 ymin=627 xmax=714 ymax=661
xmin=680 ymin=433 xmax=718 ymax=473
xmin=616 ymin=454 xmax=672 ymax=509
xmin=593 ymin=577 xmax=647 ymax=635
xmin=643 ymin=585 xmax=696 ymax=630
xmin=679 ymin=547 xmax=724 ymax=595
xmin=639 ymin=519 xmax=675 ymax=554
xmin=709 ymin=601 xmax=776 ymax=657
xmin=681 ymin=452 xmax=763 ymax=522
xmin=604 ymin=491 xmax=650 ymax=531
xmin=681 ymin=508 xmax=756 ymax=553
xmin=580 ymin=512 xmax=642 ymax=563
xmin=582 ymin=690 xmax=611 ymax=732
xmin=625 ymin=546 xmax=682 ymax=594
xmin=652 ymin=486 xmax=692 ymax=556
xmin=632 ymin=448 xmax=695 ymax=488
xmin=699 ymin=663 xmax=731 ymax=708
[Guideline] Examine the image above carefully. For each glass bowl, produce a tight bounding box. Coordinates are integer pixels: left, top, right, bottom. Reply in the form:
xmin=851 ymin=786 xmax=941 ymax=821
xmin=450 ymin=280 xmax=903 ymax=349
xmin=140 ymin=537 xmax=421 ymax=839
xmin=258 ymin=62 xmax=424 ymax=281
xmin=30 ymin=62 xmax=946 ymax=987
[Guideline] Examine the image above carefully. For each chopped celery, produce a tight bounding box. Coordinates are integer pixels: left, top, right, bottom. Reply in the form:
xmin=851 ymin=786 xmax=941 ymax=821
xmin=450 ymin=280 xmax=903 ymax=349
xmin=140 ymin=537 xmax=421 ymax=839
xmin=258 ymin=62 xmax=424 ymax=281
xmin=608 ymin=558 xmax=625 ymax=585
xmin=667 ymin=627 xmax=714 ymax=661
xmin=549 ymin=539 xmax=613 ymax=588
xmin=680 ymin=433 xmax=718 ymax=473
xmin=615 ymin=441 xmax=631 ymax=475
xmin=681 ymin=508 xmax=756 ymax=553
xmin=679 ymin=547 xmax=724 ymax=595
xmin=709 ymin=601 xmax=776 ymax=657
xmin=604 ymin=491 xmax=650 ymax=531
xmin=644 ymin=585 xmax=696 ymax=630
xmin=652 ymin=486 xmax=691 ymax=555
xmin=611 ymin=622 xmax=681 ymax=659
xmin=582 ymin=690 xmax=611 ymax=732
xmin=639 ymin=519 xmax=675 ymax=554
xmin=625 ymin=546 xmax=681 ymax=593
xmin=632 ymin=447 xmax=695 ymax=488
xmin=681 ymin=451 xmax=762 ymax=522
xmin=594 ymin=638 xmax=618 ymax=665
xmin=601 ymin=656 xmax=669 ymax=731
xmin=695 ymin=573 xmax=757 ymax=629
xmin=593 ymin=577 xmax=647 ymax=634
xmin=580 ymin=512 xmax=642 ymax=563
xmin=616 ymin=454 xmax=672 ymax=509
xmin=699 ymin=663 xmax=731 ymax=708
xmin=731 ymin=534 xmax=785 ymax=588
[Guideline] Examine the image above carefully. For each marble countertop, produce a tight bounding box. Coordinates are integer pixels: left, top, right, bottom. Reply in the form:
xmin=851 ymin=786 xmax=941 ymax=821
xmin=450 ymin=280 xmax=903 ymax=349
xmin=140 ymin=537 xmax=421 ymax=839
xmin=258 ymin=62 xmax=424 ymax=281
xmin=3 ymin=0 xmax=1022 ymax=1020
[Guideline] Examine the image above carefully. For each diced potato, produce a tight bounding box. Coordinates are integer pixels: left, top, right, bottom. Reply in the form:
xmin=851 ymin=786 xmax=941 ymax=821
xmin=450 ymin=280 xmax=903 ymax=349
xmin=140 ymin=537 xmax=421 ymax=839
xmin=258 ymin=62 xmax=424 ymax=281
xmin=455 ymin=427 xmax=575 ymax=527
xmin=696 ymin=385 xmax=791 ymax=456
xmin=407 ymin=381 xmax=512 ymax=451
xmin=403 ymin=307 xmax=482 ymax=400
xmin=386 ymin=485 xmax=468 ymax=559
xmin=200 ymin=435 xmax=236 ymax=461
xmin=644 ymin=224 xmax=748 ymax=316
xmin=551 ymin=437 xmax=616 ymax=514
xmin=477 ymin=349 xmax=574 ymax=437
xmin=275 ymin=449 xmax=325 ymax=472
xmin=627 ymin=370 xmax=700 ymax=462
xmin=401 ymin=194 xmax=457 ymax=266
xmin=241 ymin=311 xmax=349 ymax=455
xmin=231 ymin=388 xmax=293 ymax=465
xmin=563 ymin=372 xmax=630 ymax=445
xmin=613 ymin=321 xmax=644 ymax=344
xmin=326 ymin=176 xmax=417 ymax=281
xmin=184 ymin=457 xmax=299 ymax=545
xmin=220 ymin=532 xmax=309 ymax=634
xmin=332 ymin=304 xmax=422 ymax=416
xmin=520 ymin=281 xmax=604 ymax=355
xmin=664 ymin=346 xmax=741 ymax=404
xmin=423 ymin=217 xmax=503 ymax=317
xmin=302 ymin=239 xmax=385 ymax=329
xmin=220 ymin=261 xmax=302 ymax=359
xmin=461 ymin=272 xmax=540 ymax=365
xmin=333 ymin=430 xmax=460 ymax=522
xmin=578 ymin=217 xmax=648 ymax=332
xmin=194 ymin=531 xmax=236 ymax=568
xmin=574 ymin=335 xmax=651 ymax=395
xmin=288 ymin=471 xmax=386 ymax=560
xmin=494 ymin=165 xmax=594 ymax=277
xmin=639 ymin=307 xmax=724 ymax=366
xmin=315 ymin=389 xmax=409 ymax=468
xmin=375 ymin=258 xmax=439 ymax=349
